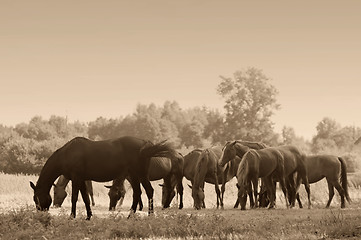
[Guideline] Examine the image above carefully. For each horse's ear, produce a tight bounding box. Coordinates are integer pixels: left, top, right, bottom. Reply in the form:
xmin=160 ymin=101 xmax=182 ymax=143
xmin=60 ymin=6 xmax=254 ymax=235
xmin=188 ymin=184 xmax=193 ymax=189
xmin=104 ymin=185 xmax=112 ymax=189
xmin=30 ymin=181 xmax=36 ymax=190
xmin=159 ymin=184 xmax=164 ymax=187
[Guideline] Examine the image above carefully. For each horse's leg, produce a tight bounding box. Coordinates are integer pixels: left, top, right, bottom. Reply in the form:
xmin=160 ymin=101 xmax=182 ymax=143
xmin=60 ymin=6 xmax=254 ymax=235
xmin=139 ymin=193 xmax=144 ymax=211
xmin=332 ymin=180 xmax=346 ymax=208
xmin=70 ymin=180 xmax=81 ymax=218
xmin=214 ymin=172 xmax=222 ymax=209
xmin=248 ymin=183 xmax=255 ymax=208
xmin=325 ymin=180 xmax=335 ymax=208
xmin=264 ymin=177 xmax=275 ymax=209
xmin=86 ymin=181 xmax=95 ymax=206
xmin=296 ymin=193 xmax=303 ymax=208
xmin=234 ymin=197 xmax=239 ymax=208
xmin=176 ymin=176 xmax=184 ymax=209
xmin=128 ymin=176 xmax=141 ymax=216
xmin=162 ymin=175 xmax=172 ymax=209
xmin=140 ymin=177 xmax=154 ymax=215
xmin=220 ymin=181 xmax=226 ymax=209
xmin=278 ymin=177 xmax=289 ymax=209
xmin=301 ymin=175 xmax=311 ymax=209
xmin=252 ymin=177 xmax=258 ymax=208
xmin=80 ymin=181 xmax=92 ymax=220
xmin=287 ymin=174 xmax=297 ymax=208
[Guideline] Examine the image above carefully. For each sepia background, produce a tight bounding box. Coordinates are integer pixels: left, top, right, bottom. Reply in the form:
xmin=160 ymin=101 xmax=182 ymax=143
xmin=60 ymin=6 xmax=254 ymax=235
xmin=1 ymin=0 xmax=360 ymax=140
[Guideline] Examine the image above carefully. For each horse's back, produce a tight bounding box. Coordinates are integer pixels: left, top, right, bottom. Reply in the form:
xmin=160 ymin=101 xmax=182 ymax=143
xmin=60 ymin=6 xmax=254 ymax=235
xmin=275 ymin=145 xmax=305 ymax=175
xmin=148 ymin=157 xmax=172 ymax=180
xmin=255 ymin=148 xmax=282 ymax=177
xmin=183 ymin=149 xmax=202 ymax=181
xmin=306 ymin=155 xmax=341 ymax=182
xmin=60 ymin=136 xmax=145 ymax=182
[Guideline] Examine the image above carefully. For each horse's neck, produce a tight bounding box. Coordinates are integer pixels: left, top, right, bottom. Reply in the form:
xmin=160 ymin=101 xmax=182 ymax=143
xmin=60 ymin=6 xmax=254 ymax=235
xmin=227 ymin=157 xmax=240 ymax=177
xmin=37 ymin=157 xmax=61 ymax=192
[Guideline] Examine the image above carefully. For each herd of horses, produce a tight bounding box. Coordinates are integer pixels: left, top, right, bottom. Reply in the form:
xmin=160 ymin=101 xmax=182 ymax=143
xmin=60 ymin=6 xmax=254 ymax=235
xmin=30 ymin=136 xmax=352 ymax=220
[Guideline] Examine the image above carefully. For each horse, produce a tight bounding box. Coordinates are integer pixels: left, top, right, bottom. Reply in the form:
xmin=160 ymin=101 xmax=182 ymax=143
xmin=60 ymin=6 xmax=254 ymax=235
xmin=191 ymin=146 xmax=239 ymax=210
xmin=291 ymin=155 xmax=351 ymax=208
xmin=105 ymin=152 xmax=184 ymax=211
xmin=236 ymin=147 xmax=289 ymax=210
xmin=220 ymin=140 xmax=268 ymax=208
xmin=222 ymin=143 xmax=311 ymax=209
xmin=53 ymin=175 xmax=95 ymax=207
xmin=30 ymin=136 xmax=175 ymax=220
xmin=277 ymin=145 xmax=311 ymax=208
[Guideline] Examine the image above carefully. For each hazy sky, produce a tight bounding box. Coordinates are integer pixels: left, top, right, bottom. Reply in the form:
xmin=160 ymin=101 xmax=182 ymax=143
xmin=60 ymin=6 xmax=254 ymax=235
xmin=1 ymin=0 xmax=360 ymax=140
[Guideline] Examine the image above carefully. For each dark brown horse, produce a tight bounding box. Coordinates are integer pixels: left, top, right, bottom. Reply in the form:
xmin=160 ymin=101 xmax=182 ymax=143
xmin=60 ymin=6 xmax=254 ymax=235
xmin=105 ymin=152 xmax=184 ymax=211
xmin=30 ymin=136 xmax=174 ymax=220
xmin=53 ymin=175 xmax=95 ymax=207
xmin=293 ymin=155 xmax=351 ymax=208
xmin=220 ymin=140 xmax=268 ymax=208
xmin=236 ymin=148 xmax=289 ymax=210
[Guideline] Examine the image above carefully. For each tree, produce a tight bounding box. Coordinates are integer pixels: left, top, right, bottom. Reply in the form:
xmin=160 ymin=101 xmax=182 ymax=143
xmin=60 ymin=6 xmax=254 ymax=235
xmin=179 ymin=120 xmax=204 ymax=148
xmin=217 ymin=67 xmax=280 ymax=144
xmin=203 ymin=109 xmax=226 ymax=145
xmin=282 ymin=126 xmax=297 ymax=145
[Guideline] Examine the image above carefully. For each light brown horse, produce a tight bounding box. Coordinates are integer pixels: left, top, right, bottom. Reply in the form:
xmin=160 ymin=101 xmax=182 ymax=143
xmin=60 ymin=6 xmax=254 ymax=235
xmin=236 ymin=148 xmax=289 ymax=210
xmin=293 ymin=155 xmax=351 ymax=208
xmin=191 ymin=146 xmax=233 ymax=210
xmin=220 ymin=140 xmax=268 ymax=208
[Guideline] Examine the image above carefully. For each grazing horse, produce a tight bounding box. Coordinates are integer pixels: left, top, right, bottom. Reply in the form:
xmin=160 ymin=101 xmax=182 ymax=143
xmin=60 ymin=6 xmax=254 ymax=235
xmin=222 ymin=142 xmax=311 ymax=209
xmin=292 ymin=155 xmax=351 ymax=208
xmin=191 ymin=146 xmax=236 ymax=210
xmin=30 ymin=136 xmax=174 ymax=220
xmin=277 ymin=145 xmax=311 ymax=208
xmin=236 ymin=148 xmax=289 ymax=210
xmin=105 ymin=153 xmax=184 ymax=211
xmin=220 ymin=140 xmax=268 ymax=208
xmin=53 ymin=175 xmax=95 ymax=207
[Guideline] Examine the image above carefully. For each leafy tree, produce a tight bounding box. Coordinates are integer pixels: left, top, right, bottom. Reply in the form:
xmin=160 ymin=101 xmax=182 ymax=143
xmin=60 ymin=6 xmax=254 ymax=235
xmin=203 ymin=109 xmax=225 ymax=145
xmin=179 ymin=120 xmax=204 ymax=148
xmin=217 ymin=67 xmax=280 ymax=144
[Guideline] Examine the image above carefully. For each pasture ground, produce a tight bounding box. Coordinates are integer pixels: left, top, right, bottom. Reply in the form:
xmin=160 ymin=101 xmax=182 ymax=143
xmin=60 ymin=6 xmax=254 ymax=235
xmin=1 ymin=173 xmax=361 ymax=239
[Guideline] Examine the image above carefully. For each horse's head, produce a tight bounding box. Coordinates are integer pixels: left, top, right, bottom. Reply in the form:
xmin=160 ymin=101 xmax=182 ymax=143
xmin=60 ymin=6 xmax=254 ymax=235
xmin=106 ymin=183 xmax=126 ymax=211
xmin=159 ymin=183 xmax=176 ymax=209
xmin=53 ymin=184 xmax=67 ymax=207
xmin=30 ymin=181 xmax=52 ymax=211
xmin=191 ymin=186 xmax=205 ymax=210
xmin=220 ymin=141 xmax=237 ymax=167
xmin=236 ymin=183 xmax=248 ymax=210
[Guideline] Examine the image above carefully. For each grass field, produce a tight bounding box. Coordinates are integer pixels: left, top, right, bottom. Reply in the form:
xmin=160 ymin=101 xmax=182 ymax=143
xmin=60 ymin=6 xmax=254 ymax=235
xmin=1 ymin=172 xmax=361 ymax=239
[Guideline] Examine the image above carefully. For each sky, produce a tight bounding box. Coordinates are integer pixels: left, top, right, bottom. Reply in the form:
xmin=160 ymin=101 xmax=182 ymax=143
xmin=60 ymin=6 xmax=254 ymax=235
xmin=1 ymin=0 xmax=360 ymax=140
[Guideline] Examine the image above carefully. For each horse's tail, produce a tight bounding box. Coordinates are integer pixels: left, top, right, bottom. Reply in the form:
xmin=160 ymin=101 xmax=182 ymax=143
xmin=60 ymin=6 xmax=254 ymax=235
xmin=193 ymin=150 xmax=209 ymax=189
xmin=338 ymin=157 xmax=351 ymax=203
xmin=139 ymin=140 xmax=175 ymax=178
xmin=236 ymin=150 xmax=251 ymax=186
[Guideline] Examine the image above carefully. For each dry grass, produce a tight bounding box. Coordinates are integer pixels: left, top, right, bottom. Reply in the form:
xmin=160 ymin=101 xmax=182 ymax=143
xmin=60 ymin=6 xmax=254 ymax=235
xmin=1 ymin=172 xmax=361 ymax=239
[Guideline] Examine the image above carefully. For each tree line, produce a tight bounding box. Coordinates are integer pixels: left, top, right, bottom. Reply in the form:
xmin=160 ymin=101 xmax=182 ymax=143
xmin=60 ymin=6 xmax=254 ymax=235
xmin=0 ymin=67 xmax=360 ymax=174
